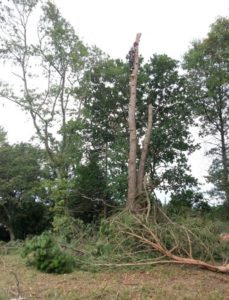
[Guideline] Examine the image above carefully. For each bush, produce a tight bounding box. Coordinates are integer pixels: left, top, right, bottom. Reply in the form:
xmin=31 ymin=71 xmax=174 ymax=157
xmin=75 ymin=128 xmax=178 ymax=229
xmin=52 ymin=215 xmax=92 ymax=243
xmin=21 ymin=232 xmax=75 ymax=274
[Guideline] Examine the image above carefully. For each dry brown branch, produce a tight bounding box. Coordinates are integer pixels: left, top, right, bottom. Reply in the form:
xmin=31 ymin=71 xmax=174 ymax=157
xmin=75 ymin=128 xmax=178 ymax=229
xmin=78 ymin=192 xmax=116 ymax=208
xmin=92 ymin=260 xmax=192 ymax=267
xmin=10 ymin=271 xmax=25 ymax=300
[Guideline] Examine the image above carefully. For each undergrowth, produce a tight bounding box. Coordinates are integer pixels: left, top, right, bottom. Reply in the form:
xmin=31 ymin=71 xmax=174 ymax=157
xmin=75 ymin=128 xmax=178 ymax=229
xmin=19 ymin=207 xmax=229 ymax=273
xmin=21 ymin=232 xmax=75 ymax=274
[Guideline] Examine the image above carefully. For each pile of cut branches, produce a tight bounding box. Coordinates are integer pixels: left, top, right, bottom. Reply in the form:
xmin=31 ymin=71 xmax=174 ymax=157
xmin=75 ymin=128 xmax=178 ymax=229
xmin=89 ymin=207 xmax=229 ymax=274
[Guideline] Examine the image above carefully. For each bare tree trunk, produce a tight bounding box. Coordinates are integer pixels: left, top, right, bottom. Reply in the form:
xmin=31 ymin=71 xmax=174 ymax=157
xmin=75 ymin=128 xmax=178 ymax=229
xmin=127 ymin=33 xmax=141 ymax=211
xmin=127 ymin=34 xmax=153 ymax=211
xmin=219 ymin=114 xmax=229 ymax=209
xmin=137 ymin=104 xmax=153 ymax=196
xmin=104 ymin=141 xmax=109 ymax=218
xmin=8 ymin=226 xmax=15 ymax=241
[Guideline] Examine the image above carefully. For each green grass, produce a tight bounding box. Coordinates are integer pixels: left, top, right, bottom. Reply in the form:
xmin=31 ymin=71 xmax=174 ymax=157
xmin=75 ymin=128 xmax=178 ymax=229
xmin=0 ymin=254 xmax=229 ymax=299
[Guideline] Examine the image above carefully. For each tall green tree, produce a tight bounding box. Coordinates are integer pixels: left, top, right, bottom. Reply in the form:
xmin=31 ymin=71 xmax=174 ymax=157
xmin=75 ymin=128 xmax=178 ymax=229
xmin=184 ymin=17 xmax=229 ymax=209
xmin=69 ymin=151 xmax=111 ymax=221
xmin=0 ymin=0 xmax=93 ymax=180
xmin=84 ymin=58 xmax=129 ymax=205
xmin=137 ymin=54 xmax=199 ymax=198
xmin=0 ymin=0 xmax=103 ymax=215
xmin=0 ymin=126 xmax=7 ymax=146
xmin=0 ymin=142 xmax=51 ymax=240
xmin=85 ymin=54 xmax=200 ymax=207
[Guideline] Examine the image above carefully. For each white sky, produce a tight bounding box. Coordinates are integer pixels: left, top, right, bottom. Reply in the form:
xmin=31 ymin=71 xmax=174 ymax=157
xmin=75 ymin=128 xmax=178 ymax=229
xmin=55 ymin=0 xmax=229 ymax=60
xmin=0 ymin=0 xmax=228 ymax=187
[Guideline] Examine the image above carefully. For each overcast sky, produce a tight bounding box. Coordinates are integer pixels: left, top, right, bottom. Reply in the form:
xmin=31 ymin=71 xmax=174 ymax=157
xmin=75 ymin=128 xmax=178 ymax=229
xmin=55 ymin=0 xmax=229 ymax=60
xmin=0 ymin=0 xmax=228 ymax=187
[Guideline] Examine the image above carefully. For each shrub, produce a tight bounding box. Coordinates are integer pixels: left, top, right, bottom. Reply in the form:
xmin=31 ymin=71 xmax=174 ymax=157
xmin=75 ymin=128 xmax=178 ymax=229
xmin=52 ymin=215 xmax=94 ymax=243
xmin=21 ymin=232 xmax=75 ymax=274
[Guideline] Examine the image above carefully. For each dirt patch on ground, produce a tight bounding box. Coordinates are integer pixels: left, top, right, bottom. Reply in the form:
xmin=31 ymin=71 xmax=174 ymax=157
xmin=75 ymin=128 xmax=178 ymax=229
xmin=0 ymin=255 xmax=229 ymax=299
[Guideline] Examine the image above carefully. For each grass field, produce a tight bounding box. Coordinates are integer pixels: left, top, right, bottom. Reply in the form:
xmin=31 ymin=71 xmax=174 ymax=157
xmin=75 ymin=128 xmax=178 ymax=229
xmin=0 ymin=254 xmax=229 ymax=299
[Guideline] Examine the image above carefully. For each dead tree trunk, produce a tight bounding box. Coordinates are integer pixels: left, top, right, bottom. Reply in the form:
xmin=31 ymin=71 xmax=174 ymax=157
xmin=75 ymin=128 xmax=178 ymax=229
xmin=127 ymin=33 xmax=141 ymax=211
xmin=127 ymin=34 xmax=154 ymax=211
xmin=137 ymin=104 xmax=153 ymax=196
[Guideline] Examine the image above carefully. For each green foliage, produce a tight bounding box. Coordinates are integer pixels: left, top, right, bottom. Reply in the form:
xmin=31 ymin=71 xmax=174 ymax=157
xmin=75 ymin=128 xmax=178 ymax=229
xmin=73 ymin=210 xmax=229 ymax=272
xmin=74 ymin=212 xmax=158 ymax=271
xmin=52 ymin=215 xmax=88 ymax=243
xmin=0 ymin=127 xmax=7 ymax=146
xmin=0 ymin=142 xmax=51 ymax=240
xmin=0 ymin=0 xmax=227 ymax=243
xmin=184 ymin=17 xmax=229 ymax=207
xmin=84 ymin=59 xmax=129 ymax=205
xmin=0 ymin=0 xmax=98 ymax=195
xmin=22 ymin=232 xmax=75 ymax=273
xmin=167 ymin=189 xmax=206 ymax=216
xmin=138 ymin=54 xmax=199 ymax=197
xmin=0 ymin=0 xmax=203 ymax=218
xmin=65 ymin=151 xmax=116 ymax=222
xmin=85 ymin=54 xmax=200 ymax=207
xmin=155 ymin=216 xmax=229 ymax=261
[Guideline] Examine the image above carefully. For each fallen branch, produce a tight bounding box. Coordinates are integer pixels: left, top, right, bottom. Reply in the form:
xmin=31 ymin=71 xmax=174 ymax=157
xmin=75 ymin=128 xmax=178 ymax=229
xmin=112 ymin=211 xmax=229 ymax=274
xmin=10 ymin=272 xmax=26 ymax=300
xmin=91 ymin=258 xmax=229 ymax=273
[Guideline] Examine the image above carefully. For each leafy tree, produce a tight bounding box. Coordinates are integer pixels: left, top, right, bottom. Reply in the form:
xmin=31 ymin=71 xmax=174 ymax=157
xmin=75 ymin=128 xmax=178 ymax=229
xmin=0 ymin=0 xmax=94 ymax=180
xmin=69 ymin=151 xmax=111 ymax=221
xmin=84 ymin=58 xmax=129 ymax=205
xmin=0 ymin=142 xmax=51 ymax=240
xmin=0 ymin=0 xmax=202 ymax=218
xmin=167 ymin=189 xmax=204 ymax=216
xmin=184 ymin=17 xmax=229 ymax=210
xmin=137 ymin=54 xmax=199 ymax=198
xmin=0 ymin=126 xmax=7 ymax=146
xmin=0 ymin=0 xmax=104 ymax=216
xmin=85 ymin=54 xmax=200 ymax=207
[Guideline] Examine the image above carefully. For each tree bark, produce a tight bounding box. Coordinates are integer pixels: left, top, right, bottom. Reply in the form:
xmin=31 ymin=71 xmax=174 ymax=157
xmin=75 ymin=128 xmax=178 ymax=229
xmin=220 ymin=127 xmax=229 ymax=208
xmin=8 ymin=226 xmax=15 ymax=241
xmin=127 ymin=33 xmax=141 ymax=211
xmin=137 ymin=104 xmax=153 ymax=196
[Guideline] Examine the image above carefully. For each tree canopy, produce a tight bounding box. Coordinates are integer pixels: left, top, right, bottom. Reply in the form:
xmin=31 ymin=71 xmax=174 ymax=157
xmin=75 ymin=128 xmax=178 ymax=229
xmin=184 ymin=17 xmax=229 ymax=210
xmin=0 ymin=142 xmax=51 ymax=240
xmin=0 ymin=0 xmax=228 ymax=239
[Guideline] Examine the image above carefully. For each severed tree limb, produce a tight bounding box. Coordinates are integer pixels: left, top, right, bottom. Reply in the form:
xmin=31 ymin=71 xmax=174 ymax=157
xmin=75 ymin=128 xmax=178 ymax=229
xmin=126 ymin=215 xmax=229 ymax=274
xmin=91 ymin=259 xmax=229 ymax=273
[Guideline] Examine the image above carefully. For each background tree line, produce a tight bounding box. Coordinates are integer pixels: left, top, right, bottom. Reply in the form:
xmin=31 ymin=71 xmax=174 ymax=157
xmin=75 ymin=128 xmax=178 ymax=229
xmin=0 ymin=0 xmax=228 ymax=241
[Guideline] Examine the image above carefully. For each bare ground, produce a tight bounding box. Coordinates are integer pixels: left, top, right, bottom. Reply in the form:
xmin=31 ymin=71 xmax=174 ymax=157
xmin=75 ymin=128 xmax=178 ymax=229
xmin=0 ymin=254 xmax=229 ymax=299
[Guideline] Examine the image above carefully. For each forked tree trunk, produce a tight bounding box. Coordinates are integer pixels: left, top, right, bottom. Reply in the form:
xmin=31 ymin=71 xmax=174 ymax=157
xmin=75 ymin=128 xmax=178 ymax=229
xmin=137 ymin=104 xmax=153 ymax=196
xmin=127 ymin=33 xmax=141 ymax=211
